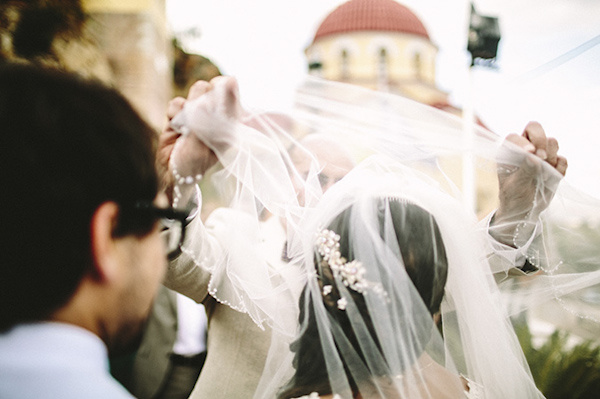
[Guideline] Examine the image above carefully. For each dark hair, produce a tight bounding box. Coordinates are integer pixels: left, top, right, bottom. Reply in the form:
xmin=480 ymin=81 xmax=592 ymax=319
xmin=0 ymin=63 xmax=159 ymax=331
xmin=278 ymin=198 xmax=449 ymax=398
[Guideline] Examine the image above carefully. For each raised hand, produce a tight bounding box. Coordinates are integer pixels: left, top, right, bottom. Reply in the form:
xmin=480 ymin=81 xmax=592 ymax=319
xmin=157 ymin=79 xmax=231 ymax=205
xmin=171 ymin=76 xmax=242 ymax=155
xmin=491 ymin=122 xmax=568 ymax=246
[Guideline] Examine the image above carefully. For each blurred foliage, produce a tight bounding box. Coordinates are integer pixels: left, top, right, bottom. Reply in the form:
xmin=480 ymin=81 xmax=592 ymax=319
xmin=545 ymin=221 xmax=600 ymax=274
xmin=516 ymin=323 xmax=600 ymax=399
xmin=0 ymin=0 xmax=85 ymax=61
xmin=172 ymin=35 xmax=221 ymax=98
xmin=0 ymin=0 xmax=113 ymax=83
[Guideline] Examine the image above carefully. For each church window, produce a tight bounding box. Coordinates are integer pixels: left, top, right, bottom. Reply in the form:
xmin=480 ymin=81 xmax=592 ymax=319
xmin=414 ymin=52 xmax=422 ymax=79
xmin=377 ymin=47 xmax=388 ymax=83
xmin=340 ymin=49 xmax=350 ymax=80
xmin=308 ymin=60 xmax=323 ymax=77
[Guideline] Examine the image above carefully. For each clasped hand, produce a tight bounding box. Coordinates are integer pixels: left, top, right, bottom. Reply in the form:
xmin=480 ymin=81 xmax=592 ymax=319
xmin=492 ymin=121 xmax=568 ymax=246
xmin=157 ymin=76 xmax=242 ymax=205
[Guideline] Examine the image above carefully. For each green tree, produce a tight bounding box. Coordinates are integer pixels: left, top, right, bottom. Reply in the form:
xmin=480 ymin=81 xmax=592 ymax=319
xmin=516 ymin=323 xmax=600 ymax=399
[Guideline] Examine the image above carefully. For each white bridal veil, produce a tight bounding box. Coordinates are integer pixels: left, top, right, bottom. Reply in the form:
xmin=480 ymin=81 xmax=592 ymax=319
xmin=169 ymin=76 xmax=600 ymax=399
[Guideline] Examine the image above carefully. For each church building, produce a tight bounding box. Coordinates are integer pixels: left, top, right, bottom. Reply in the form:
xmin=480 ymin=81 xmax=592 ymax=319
xmin=305 ymin=0 xmax=451 ymax=109
xmin=304 ymin=0 xmax=497 ymax=216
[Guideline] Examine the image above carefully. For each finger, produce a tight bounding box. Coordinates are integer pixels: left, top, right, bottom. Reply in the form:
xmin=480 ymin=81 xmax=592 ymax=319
xmin=166 ymin=97 xmax=186 ymax=121
xmin=522 ymin=121 xmax=548 ymax=160
xmin=156 ymin=131 xmax=179 ymax=172
xmin=157 ymin=129 xmax=180 ymax=161
xmin=210 ymin=76 xmax=241 ymax=118
xmin=159 ymin=129 xmax=179 ymax=146
xmin=501 ymin=133 xmax=544 ymax=173
xmin=505 ymin=133 xmax=536 ymax=153
xmin=187 ymin=80 xmax=213 ymax=101
xmin=163 ymin=97 xmax=186 ymax=135
xmin=209 ymin=75 xmax=232 ymax=86
xmin=555 ymin=155 xmax=568 ymax=176
xmin=222 ymin=77 xmax=240 ymax=117
xmin=546 ymin=137 xmax=559 ymax=167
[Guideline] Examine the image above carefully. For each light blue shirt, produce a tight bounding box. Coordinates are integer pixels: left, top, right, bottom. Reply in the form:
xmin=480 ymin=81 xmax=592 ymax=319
xmin=0 ymin=322 xmax=134 ymax=398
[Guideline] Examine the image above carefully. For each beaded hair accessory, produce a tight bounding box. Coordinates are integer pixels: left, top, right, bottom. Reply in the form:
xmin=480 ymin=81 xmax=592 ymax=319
xmin=316 ymin=229 xmax=367 ymax=295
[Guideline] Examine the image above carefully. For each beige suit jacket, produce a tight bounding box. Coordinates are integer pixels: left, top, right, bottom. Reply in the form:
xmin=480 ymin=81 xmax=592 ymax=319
xmin=130 ymin=286 xmax=178 ymax=398
xmin=163 ymin=214 xmax=274 ymax=399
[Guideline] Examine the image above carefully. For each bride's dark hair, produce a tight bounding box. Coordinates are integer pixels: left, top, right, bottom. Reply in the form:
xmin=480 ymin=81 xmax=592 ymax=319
xmin=278 ymin=198 xmax=448 ymax=399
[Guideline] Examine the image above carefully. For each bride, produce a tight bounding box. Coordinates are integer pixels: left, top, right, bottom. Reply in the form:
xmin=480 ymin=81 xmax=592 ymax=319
xmin=274 ymin=157 xmax=544 ymax=399
xmin=163 ymin=75 xmax=599 ymax=399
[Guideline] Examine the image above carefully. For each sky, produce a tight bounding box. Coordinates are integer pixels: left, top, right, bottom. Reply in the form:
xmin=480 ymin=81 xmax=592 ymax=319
xmin=165 ymin=0 xmax=600 ymax=198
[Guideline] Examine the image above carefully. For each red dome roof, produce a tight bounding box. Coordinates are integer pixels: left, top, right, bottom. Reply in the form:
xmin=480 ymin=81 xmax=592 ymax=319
xmin=312 ymin=0 xmax=430 ymax=43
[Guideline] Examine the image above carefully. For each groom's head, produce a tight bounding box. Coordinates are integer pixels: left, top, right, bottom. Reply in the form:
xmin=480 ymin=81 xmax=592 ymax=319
xmin=0 ymin=63 xmax=166 ymax=354
xmin=290 ymin=134 xmax=355 ymax=205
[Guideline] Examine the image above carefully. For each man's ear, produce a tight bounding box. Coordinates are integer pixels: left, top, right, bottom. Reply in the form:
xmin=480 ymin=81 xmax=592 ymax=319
xmin=89 ymin=202 xmax=121 ymax=283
